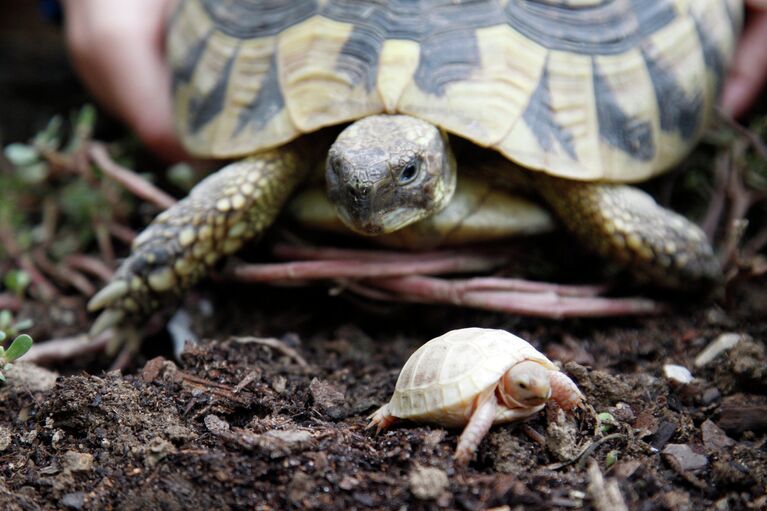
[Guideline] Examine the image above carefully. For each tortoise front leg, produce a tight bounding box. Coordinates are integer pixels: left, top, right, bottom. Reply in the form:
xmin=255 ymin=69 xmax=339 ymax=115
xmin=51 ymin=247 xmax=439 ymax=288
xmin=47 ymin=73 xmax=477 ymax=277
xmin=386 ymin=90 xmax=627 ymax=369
xmin=88 ymin=148 xmax=308 ymax=334
xmin=535 ymin=175 xmax=721 ymax=291
xmin=454 ymin=389 xmax=499 ymax=465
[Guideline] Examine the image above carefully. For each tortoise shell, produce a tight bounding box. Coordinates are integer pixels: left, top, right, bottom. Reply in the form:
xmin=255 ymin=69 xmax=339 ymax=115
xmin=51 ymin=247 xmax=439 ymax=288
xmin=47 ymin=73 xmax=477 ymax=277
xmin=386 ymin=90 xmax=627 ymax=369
xmin=168 ymin=0 xmax=742 ymax=182
xmin=386 ymin=327 xmax=557 ymax=426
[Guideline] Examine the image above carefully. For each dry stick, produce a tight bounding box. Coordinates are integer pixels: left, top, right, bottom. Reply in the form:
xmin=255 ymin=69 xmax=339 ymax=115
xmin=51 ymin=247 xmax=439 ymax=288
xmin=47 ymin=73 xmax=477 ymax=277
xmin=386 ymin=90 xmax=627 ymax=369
xmin=717 ymin=108 xmax=767 ymax=160
xmin=88 ymin=143 xmax=177 ymax=210
xmin=32 ymin=247 xmax=95 ymax=297
xmin=25 ymin=331 xmax=112 ymax=365
xmin=744 ymin=224 xmax=767 ymax=258
xmin=92 ymin=217 xmax=116 ymax=266
xmin=0 ymin=293 xmax=21 ymax=312
xmin=435 ymin=276 xmax=606 ymax=297
xmin=587 ymin=459 xmax=628 ymax=511
xmin=702 ymin=151 xmax=731 ymax=240
xmin=230 ymin=336 xmax=309 ymax=369
xmin=65 ymin=254 xmax=115 ymax=282
xmin=369 ymin=276 xmax=661 ymax=318
xmin=107 ymin=220 xmax=137 ymax=245
xmin=0 ymin=224 xmax=58 ymax=301
xmin=720 ymin=142 xmax=767 ymax=268
xmin=229 ymin=254 xmax=507 ymax=282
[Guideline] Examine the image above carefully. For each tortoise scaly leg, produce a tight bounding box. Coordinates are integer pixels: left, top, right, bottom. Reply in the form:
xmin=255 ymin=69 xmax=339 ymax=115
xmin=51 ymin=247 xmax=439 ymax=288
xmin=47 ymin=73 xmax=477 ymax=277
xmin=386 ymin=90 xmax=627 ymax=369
xmin=367 ymin=404 xmax=398 ymax=432
xmin=454 ymin=389 xmax=498 ymax=465
xmin=89 ymin=148 xmax=308 ymax=334
xmin=534 ymin=175 xmax=721 ymax=291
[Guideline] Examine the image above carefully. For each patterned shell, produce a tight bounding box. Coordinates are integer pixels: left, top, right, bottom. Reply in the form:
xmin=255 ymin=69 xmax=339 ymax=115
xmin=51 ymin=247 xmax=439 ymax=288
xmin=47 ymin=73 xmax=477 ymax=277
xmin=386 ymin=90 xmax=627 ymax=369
xmin=168 ymin=0 xmax=742 ymax=182
xmin=387 ymin=328 xmax=556 ymax=420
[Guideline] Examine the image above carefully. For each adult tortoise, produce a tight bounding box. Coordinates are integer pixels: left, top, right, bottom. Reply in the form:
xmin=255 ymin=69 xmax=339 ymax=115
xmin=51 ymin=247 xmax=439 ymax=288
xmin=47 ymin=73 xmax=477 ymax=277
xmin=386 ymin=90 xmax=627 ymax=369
xmin=89 ymin=0 xmax=743 ymax=332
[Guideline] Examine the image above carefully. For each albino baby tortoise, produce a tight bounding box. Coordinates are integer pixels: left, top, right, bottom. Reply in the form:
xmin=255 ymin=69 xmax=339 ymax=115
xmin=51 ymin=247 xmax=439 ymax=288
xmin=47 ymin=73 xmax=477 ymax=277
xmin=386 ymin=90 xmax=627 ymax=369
xmin=368 ymin=328 xmax=582 ymax=464
xmin=89 ymin=0 xmax=742 ymax=333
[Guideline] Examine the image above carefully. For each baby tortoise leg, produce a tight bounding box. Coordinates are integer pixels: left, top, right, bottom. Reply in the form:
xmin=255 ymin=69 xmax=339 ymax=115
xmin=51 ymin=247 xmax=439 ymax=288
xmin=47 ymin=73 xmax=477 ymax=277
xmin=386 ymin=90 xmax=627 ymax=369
xmin=367 ymin=403 xmax=398 ymax=432
xmin=454 ymin=389 xmax=498 ymax=465
xmin=89 ymin=147 xmax=309 ymax=334
xmin=534 ymin=175 xmax=721 ymax=291
xmin=548 ymin=372 xmax=583 ymax=411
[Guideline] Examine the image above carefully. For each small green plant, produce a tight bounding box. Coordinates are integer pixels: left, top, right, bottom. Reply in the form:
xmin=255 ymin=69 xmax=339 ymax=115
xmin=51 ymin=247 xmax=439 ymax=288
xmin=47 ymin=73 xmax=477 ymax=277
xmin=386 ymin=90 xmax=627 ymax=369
xmin=0 ymin=331 xmax=33 ymax=383
xmin=597 ymin=412 xmax=618 ymax=434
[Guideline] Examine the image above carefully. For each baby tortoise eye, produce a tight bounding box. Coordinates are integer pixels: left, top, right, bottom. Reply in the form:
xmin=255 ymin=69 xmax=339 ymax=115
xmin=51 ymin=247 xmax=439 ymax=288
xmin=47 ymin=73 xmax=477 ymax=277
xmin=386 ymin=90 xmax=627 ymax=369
xmin=398 ymin=159 xmax=419 ymax=184
xmin=518 ymin=382 xmax=528 ymax=389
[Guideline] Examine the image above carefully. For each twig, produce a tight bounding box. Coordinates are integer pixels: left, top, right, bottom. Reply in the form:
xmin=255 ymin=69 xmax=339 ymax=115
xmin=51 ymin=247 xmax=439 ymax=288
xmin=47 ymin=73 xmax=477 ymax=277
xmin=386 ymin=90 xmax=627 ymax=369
xmin=32 ymin=247 xmax=95 ymax=296
xmin=587 ymin=459 xmax=628 ymax=511
xmin=702 ymin=151 xmax=730 ymax=240
xmin=228 ymin=254 xmax=507 ymax=282
xmin=0 ymin=224 xmax=58 ymax=301
xmin=25 ymin=331 xmax=112 ymax=365
xmin=368 ymin=276 xmax=662 ymax=318
xmin=107 ymin=220 xmax=137 ymax=244
xmin=230 ymin=336 xmax=309 ymax=368
xmin=65 ymin=254 xmax=115 ymax=282
xmin=716 ymin=109 xmax=767 ymax=160
xmin=88 ymin=142 xmax=177 ymax=210
xmin=0 ymin=293 xmax=22 ymax=312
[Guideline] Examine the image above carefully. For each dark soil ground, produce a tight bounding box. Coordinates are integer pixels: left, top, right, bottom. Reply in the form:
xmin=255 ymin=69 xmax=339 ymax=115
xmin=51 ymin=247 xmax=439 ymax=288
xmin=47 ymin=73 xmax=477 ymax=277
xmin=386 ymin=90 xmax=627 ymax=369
xmin=1 ymin=5 xmax=766 ymax=511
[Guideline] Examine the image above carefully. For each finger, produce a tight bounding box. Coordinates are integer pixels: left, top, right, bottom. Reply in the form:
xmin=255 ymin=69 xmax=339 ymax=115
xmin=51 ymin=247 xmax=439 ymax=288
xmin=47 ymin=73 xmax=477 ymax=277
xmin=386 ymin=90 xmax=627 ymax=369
xmin=745 ymin=0 xmax=767 ymax=11
xmin=63 ymin=0 xmax=187 ymax=161
xmin=721 ymin=9 xmax=767 ymax=117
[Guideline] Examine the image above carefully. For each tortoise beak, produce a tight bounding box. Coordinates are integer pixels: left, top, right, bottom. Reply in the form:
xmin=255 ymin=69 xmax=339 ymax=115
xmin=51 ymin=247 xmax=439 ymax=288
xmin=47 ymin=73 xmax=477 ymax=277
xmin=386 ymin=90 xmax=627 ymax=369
xmin=523 ymin=385 xmax=551 ymax=406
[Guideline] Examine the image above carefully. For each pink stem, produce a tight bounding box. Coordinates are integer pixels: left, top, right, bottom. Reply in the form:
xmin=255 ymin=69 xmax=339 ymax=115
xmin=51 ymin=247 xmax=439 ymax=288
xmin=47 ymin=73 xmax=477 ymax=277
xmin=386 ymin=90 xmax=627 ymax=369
xmin=229 ymin=254 xmax=507 ymax=282
xmin=88 ymin=143 xmax=177 ymax=210
xmin=370 ymin=276 xmax=662 ymax=318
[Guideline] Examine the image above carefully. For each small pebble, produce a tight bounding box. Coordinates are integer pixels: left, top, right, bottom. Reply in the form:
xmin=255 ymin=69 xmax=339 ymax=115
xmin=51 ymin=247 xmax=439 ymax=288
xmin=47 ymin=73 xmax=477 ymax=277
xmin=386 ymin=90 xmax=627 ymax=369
xmin=662 ymin=444 xmax=707 ymax=471
xmin=62 ymin=451 xmax=94 ymax=473
xmin=694 ymin=333 xmax=744 ymax=368
xmin=409 ymin=464 xmax=449 ymax=500
xmin=701 ymin=387 xmax=721 ymax=405
xmin=60 ymin=492 xmax=85 ymax=510
xmin=701 ymin=419 xmax=735 ymax=451
xmin=0 ymin=426 xmax=11 ymax=451
xmin=663 ymin=364 xmax=693 ymax=384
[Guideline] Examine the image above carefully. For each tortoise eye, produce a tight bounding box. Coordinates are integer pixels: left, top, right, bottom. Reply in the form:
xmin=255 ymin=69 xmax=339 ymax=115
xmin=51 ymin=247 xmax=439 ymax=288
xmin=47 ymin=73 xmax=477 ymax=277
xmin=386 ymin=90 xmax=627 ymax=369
xmin=399 ymin=159 xmax=419 ymax=184
xmin=518 ymin=382 xmax=528 ymax=390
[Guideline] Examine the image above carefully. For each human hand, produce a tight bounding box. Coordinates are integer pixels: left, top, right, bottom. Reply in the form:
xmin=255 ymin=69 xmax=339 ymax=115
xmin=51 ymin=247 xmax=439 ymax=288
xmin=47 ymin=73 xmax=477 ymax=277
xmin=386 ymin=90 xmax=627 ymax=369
xmin=63 ymin=0 xmax=187 ymax=161
xmin=721 ymin=0 xmax=767 ymax=118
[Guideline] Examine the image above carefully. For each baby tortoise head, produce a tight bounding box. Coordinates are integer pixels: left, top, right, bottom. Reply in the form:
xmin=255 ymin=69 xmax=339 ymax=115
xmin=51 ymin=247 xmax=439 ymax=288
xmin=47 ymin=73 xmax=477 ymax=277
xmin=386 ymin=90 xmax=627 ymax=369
xmin=500 ymin=360 xmax=553 ymax=408
xmin=326 ymin=115 xmax=457 ymax=235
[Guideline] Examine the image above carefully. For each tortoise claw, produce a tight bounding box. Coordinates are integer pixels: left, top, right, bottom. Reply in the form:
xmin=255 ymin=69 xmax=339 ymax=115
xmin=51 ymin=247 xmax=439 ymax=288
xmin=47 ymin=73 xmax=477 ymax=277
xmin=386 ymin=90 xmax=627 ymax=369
xmin=88 ymin=280 xmax=129 ymax=312
xmin=90 ymin=309 xmax=126 ymax=337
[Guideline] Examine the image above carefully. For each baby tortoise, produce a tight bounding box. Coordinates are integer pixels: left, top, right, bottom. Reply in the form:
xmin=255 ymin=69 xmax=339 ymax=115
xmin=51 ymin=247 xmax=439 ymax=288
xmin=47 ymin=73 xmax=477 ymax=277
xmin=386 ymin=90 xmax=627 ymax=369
xmin=89 ymin=0 xmax=742 ymax=332
xmin=369 ymin=327 xmax=582 ymax=464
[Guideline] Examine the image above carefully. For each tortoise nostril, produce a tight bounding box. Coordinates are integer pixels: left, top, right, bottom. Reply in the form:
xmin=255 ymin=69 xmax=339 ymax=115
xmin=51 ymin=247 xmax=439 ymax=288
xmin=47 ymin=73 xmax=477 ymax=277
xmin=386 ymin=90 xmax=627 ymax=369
xmin=346 ymin=185 xmax=369 ymax=200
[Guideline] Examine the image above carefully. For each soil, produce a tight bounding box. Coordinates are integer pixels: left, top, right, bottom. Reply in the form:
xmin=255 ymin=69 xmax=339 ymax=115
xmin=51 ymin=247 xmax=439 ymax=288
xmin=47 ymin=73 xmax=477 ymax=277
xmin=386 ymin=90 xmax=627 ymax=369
xmin=1 ymin=5 xmax=766 ymax=511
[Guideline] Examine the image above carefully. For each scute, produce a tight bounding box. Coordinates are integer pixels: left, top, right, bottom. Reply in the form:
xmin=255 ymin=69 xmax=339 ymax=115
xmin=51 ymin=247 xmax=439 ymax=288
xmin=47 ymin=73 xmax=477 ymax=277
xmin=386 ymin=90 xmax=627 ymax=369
xmin=388 ymin=328 xmax=555 ymax=418
xmin=169 ymin=0 xmax=741 ymax=182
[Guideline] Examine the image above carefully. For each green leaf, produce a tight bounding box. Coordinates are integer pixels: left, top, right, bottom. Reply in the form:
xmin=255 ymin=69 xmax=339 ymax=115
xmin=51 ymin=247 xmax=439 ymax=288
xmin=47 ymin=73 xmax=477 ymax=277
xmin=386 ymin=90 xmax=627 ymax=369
xmin=4 ymin=143 xmax=40 ymax=167
xmin=33 ymin=114 xmax=64 ymax=151
xmin=4 ymin=269 xmax=31 ymax=296
xmin=12 ymin=318 xmax=33 ymax=332
xmin=5 ymin=334 xmax=33 ymax=362
xmin=0 ymin=311 xmax=11 ymax=331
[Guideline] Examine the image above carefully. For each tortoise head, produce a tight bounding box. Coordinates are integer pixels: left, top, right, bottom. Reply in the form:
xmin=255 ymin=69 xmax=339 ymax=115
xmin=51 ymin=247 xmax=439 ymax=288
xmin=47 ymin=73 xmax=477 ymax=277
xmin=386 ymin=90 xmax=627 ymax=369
xmin=500 ymin=360 xmax=552 ymax=409
xmin=326 ymin=115 xmax=456 ymax=235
